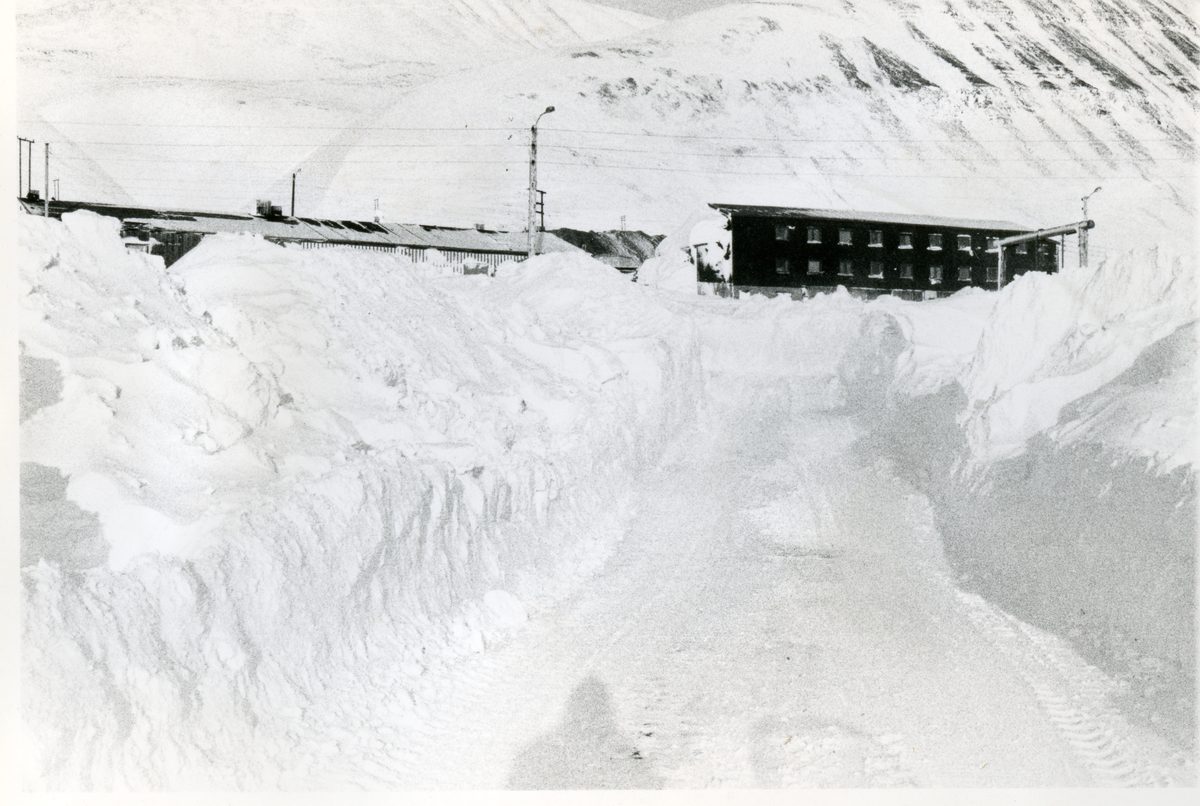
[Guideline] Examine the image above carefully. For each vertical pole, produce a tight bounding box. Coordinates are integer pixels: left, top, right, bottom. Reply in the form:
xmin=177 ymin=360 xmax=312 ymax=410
xmin=291 ymin=172 xmax=296 ymax=217
xmin=997 ymin=245 xmax=1005 ymax=291
xmin=54 ymin=179 xmax=59 ymax=200
xmin=27 ymin=140 xmax=32 ymax=197
xmin=527 ymin=123 xmax=537 ymax=259
xmin=1059 ymin=234 xmax=1064 ymax=273
xmin=1080 ymin=186 xmax=1100 ymax=270
xmin=17 ymin=137 xmax=22 ymax=197
xmin=44 ymin=142 xmax=50 ymax=217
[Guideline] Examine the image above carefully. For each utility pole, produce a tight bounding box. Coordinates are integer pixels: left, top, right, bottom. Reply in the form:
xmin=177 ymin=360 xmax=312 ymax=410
xmin=528 ymin=105 xmax=555 ymax=259
xmin=44 ymin=142 xmax=50 ymax=217
xmin=1080 ymin=186 xmax=1101 ymax=270
xmin=18 ymin=137 xmax=33 ymax=197
xmin=291 ymin=169 xmax=300 ymax=217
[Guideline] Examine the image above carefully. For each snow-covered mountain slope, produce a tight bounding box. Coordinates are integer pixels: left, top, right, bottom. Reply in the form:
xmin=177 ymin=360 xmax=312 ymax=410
xmin=16 ymin=0 xmax=661 ymax=209
xmin=17 ymin=0 xmax=657 ymax=82
xmin=20 ymin=0 xmax=1195 ymax=256
xmin=308 ymin=0 xmax=1196 ymax=251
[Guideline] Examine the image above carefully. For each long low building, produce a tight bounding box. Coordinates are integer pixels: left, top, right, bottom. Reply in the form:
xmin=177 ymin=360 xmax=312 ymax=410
xmin=705 ymin=204 xmax=1061 ymax=299
xmin=19 ymin=197 xmax=583 ymax=268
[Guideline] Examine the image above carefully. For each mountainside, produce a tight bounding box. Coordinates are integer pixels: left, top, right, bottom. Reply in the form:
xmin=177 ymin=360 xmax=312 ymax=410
xmin=17 ymin=0 xmax=1196 ymax=260
xmin=310 ymin=0 xmax=1196 ymax=253
xmin=17 ymin=0 xmax=657 ymax=82
xmin=15 ymin=0 xmax=659 ymax=209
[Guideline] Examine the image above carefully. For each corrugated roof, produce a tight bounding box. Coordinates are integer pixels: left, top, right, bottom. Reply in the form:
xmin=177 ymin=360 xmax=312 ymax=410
xmin=709 ymin=203 xmax=1031 ymax=232
xmin=92 ymin=202 xmax=585 ymax=256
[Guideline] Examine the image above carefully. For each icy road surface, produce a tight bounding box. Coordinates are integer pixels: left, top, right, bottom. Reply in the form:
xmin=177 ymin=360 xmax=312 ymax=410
xmin=310 ymin=378 xmax=1191 ymax=788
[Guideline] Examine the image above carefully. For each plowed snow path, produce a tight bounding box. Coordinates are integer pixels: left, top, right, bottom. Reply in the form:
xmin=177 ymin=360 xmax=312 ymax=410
xmin=375 ymin=379 xmax=1191 ymax=788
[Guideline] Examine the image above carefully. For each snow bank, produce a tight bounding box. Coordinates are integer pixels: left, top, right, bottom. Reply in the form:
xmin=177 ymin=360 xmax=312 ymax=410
xmin=840 ymin=249 xmax=1196 ymax=472
xmin=959 ymin=250 xmax=1197 ymax=468
xmin=834 ymin=251 xmax=1197 ymax=749
xmin=19 ymin=212 xmax=702 ymax=787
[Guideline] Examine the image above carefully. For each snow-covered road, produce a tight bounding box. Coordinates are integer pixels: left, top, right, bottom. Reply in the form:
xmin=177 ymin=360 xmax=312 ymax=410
xmin=322 ymin=376 xmax=1189 ymax=788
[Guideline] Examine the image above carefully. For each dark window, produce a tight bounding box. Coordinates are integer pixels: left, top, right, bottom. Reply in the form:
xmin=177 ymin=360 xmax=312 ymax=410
xmin=807 ymin=259 xmax=822 ymax=275
xmin=957 ymin=234 xmax=972 ymax=252
xmin=838 ymin=229 xmax=853 ymax=246
xmin=807 ymin=227 xmax=821 ymax=244
xmin=322 ymin=220 xmax=345 ymax=229
xmin=869 ymin=230 xmax=883 ymax=247
xmin=898 ymin=233 xmax=913 ymax=249
xmin=342 ymin=221 xmax=370 ymax=232
xmin=986 ymin=236 xmax=999 ymax=252
xmin=838 ymin=258 xmax=854 ymax=276
xmin=869 ymin=261 xmax=884 ymax=278
xmin=900 ymin=263 xmax=913 ymax=279
xmin=775 ymin=257 xmax=790 ymax=274
xmin=775 ymin=224 xmax=794 ymax=241
xmin=1015 ymin=242 xmax=1028 ymax=254
xmin=929 ymin=265 xmax=943 ymax=283
xmin=928 ymin=233 xmax=943 ymax=250
xmin=958 ymin=265 xmax=972 ymax=281
xmin=987 ymin=265 xmax=999 ymax=283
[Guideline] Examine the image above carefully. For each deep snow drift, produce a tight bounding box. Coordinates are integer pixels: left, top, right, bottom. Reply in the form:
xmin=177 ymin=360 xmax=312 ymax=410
xmin=19 ymin=211 xmax=702 ymax=786
xmin=19 ymin=210 xmax=1195 ymax=787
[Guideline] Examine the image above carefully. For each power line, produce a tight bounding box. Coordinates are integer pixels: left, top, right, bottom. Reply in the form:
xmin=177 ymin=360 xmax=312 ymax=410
xmin=538 ymin=160 xmax=1191 ymax=179
xmin=56 ymin=156 xmax=526 ymax=165
xmin=542 ymin=145 xmax=1191 ymax=162
xmin=63 ymin=141 xmax=528 ymax=149
xmin=55 ymin=139 xmax=1191 ymax=162
xmin=21 ymin=120 xmax=525 ymax=132
xmin=22 ymin=119 xmax=1193 ymax=145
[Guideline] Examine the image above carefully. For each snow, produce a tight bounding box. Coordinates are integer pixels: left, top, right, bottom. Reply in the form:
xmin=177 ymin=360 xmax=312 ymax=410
xmin=19 ymin=211 xmax=705 ymax=786
xmin=19 ymin=198 xmax=1195 ymax=787
xmin=15 ymin=0 xmax=1197 ymax=792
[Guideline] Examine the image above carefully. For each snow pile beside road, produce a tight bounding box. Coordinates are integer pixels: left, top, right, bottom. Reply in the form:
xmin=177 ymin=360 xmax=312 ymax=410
xmin=959 ymin=250 xmax=1196 ymax=468
xmin=852 ymin=248 xmax=1196 ymax=471
xmin=19 ymin=212 xmax=701 ymax=787
xmin=837 ymin=252 xmax=1196 ymax=749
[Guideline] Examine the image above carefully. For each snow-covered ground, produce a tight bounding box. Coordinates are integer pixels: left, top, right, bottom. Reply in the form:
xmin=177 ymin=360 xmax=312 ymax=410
xmin=14 ymin=0 xmax=1197 ymax=795
xmin=17 ymin=206 xmax=1195 ymax=789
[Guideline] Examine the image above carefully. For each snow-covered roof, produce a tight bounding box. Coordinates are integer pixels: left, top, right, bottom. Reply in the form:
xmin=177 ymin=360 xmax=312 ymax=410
xmin=123 ymin=211 xmax=583 ymax=255
xmin=709 ymin=204 xmax=1031 ymax=233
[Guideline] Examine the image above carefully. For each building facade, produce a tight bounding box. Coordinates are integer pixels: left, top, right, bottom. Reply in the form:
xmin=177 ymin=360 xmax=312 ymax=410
xmin=709 ymin=204 xmax=1059 ymax=298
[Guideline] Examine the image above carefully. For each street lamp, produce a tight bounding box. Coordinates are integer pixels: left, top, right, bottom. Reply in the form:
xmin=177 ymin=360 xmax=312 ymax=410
xmin=1080 ymin=185 xmax=1101 ymax=269
xmin=528 ymin=105 xmax=555 ymax=259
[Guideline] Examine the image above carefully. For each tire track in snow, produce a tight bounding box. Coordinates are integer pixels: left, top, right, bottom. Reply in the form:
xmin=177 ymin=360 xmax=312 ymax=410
xmin=955 ymin=589 xmax=1193 ymax=786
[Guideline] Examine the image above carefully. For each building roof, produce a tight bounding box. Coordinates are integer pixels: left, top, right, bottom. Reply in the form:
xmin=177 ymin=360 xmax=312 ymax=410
xmin=709 ymin=203 xmax=1031 ymax=233
xmin=126 ymin=213 xmax=583 ymax=255
xmin=32 ymin=197 xmax=585 ymax=257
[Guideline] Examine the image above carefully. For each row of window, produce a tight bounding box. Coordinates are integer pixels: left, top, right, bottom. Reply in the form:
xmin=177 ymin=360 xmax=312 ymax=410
xmin=774 ymin=257 xmax=1000 ymax=283
xmin=773 ymin=225 xmax=1032 ymax=254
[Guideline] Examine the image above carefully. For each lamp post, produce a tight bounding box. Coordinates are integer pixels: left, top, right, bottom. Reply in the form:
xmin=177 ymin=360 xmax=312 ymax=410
xmin=291 ymin=169 xmax=301 ymax=218
xmin=528 ymin=106 xmax=555 ymax=259
xmin=1080 ymin=186 xmax=1101 ymax=269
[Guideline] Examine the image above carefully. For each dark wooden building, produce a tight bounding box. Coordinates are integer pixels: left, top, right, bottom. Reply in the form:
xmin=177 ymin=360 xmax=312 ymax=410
xmin=709 ymin=204 xmax=1059 ymax=298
